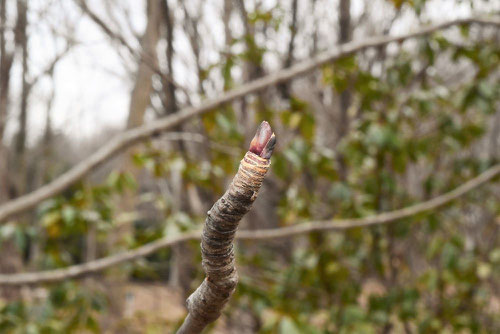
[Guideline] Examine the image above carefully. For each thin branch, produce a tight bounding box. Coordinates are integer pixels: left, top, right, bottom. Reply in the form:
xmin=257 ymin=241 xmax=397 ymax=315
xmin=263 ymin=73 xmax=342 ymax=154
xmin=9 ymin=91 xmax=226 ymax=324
xmin=76 ymin=0 xmax=190 ymax=98
xmin=0 ymin=16 xmax=498 ymax=222
xmin=177 ymin=121 xmax=276 ymax=334
xmin=29 ymin=44 xmax=73 ymax=88
xmin=154 ymin=132 xmax=242 ymax=156
xmin=0 ymin=163 xmax=497 ymax=286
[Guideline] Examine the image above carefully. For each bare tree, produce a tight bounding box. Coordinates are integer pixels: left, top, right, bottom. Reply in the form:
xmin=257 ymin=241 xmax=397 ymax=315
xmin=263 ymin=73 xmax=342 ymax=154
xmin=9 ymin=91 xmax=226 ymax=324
xmin=0 ymin=17 xmax=497 ymax=224
xmin=13 ymin=0 xmax=28 ymax=195
xmin=278 ymin=0 xmax=299 ymax=98
xmin=336 ymin=0 xmax=351 ymax=180
xmin=0 ymin=0 xmax=14 ymax=203
xmin=0 ymin=0 xmax=23 ymax=300
xmin=0 ymin=0 xmax=497 ymax=330
xmin=78 ymin=0 xmax=163 ymax=319
xmin=160 ymin=0 xmax=177 ymax=114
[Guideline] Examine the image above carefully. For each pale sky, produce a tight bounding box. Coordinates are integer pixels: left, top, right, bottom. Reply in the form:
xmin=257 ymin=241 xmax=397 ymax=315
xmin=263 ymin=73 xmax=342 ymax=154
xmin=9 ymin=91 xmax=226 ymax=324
xmin=3 ymin=0 xmax=498 ymax=146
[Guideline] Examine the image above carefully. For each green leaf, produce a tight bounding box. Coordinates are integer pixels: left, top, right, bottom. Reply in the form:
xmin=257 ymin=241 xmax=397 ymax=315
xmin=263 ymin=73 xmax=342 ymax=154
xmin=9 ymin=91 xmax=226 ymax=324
xmin=342 ymin=305 xmax=366 ymax=325
xmin=62 ymin=206 xmax=77 ymax=225
xmin=279 ymin=317 xmax=301 ymax=334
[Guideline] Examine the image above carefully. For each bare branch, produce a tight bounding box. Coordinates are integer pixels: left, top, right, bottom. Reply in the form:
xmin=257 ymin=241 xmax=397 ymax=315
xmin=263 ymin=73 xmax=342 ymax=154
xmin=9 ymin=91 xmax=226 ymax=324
xmin=29 ymin=44 xmax=73 ymax=88
xmin=154 ymin=132 xmax=242 ymax=156
xmin=176 ymin=122 xmax=275 ymax=334
xmin=0 ymin=16 xmax=498 ymax=223
xmin=0 ymin=163 xmax=497 ymax=286
xmin=76 ymin=0 xmax=190 ymax=98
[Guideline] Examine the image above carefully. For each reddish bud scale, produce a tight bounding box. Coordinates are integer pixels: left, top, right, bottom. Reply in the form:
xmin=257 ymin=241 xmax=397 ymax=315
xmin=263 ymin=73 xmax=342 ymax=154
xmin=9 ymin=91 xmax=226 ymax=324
xmin=249 ymin=121 xmax=276 ymax=159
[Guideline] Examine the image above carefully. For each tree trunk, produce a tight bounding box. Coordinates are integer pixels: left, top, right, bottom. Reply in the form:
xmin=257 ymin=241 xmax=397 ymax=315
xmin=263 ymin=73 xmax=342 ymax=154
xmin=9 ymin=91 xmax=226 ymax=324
xmin=13 ymin=0 xmax=29 ymax=196
xmin=0 ymin=0 xmax=14 ymax=204
xmin=161 ymin=0 xmax=177 ymax=114
xmin=0 ymin=0 xmax=26 ymax=301
xmin=336 ymin=0 xmax=351 ymax=180
xmin=111 ymin=0 xmax=161 ymax=248
xmin=107 ymin=0 xmax=162 ymax=320
xmin=0 ymin=0 xmax=13 ymax=145
xmin=278 ymin=0 xmax=298 ymax=98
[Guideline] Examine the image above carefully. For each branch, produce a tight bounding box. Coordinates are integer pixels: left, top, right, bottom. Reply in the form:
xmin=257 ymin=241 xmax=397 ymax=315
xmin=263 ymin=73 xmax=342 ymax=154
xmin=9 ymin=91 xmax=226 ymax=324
xmin=177 ymin=121 xmax=276 ymax=334
xmin=0 ymin=16 xmax=498 ymax=223
xmin=29 ymin=44 xmax=73 ymax=88
xmin=154 ymin=132 xmax=242 ymax=156
xmin=76 ymin=0 xmax=190 ymax=98
xmin=0 ymin=163 xmax=497 ymax=286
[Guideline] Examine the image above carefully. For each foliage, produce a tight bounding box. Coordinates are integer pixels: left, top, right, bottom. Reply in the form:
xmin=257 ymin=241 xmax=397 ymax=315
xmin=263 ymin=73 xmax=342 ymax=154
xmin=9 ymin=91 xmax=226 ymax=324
xmin=0 ymin=283 xmax=105 ymax=333
xmin=1 ymin=2 xmax=499 ymax=333
xmin=226 ymin=26 xmax=499 ymax=333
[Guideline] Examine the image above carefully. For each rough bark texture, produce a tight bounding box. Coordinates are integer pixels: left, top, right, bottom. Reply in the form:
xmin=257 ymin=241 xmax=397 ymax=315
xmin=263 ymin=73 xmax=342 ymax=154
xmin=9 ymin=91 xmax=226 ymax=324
xmin=177 ymin=141 xmax=273 ymax=333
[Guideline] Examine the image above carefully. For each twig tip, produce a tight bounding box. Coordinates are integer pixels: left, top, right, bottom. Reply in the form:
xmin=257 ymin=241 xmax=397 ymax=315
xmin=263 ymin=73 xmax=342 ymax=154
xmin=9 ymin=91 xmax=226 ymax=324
xmin=249 ymin=121 xmax=276 ymax=158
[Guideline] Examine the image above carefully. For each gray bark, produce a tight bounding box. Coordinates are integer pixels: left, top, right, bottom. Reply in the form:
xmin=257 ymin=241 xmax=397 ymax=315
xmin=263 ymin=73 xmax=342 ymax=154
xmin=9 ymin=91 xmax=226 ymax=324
xmin=279 ymin=0 xmax=299 ymax=98
xmin=0 ymin=0 xmax=14 ymax=204
xmin=14 ymin=0 xmax=29 ymax=195
xmin=336 ymin=0 xmax=351 ymax=180
xmin=176 ymin=151 xmax=272 ymax=334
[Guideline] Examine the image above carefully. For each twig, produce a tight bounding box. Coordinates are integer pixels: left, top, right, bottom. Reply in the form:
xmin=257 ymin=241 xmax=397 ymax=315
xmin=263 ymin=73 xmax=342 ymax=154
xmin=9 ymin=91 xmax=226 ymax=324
xmin=76 ymin=0 xmax=190 ymax=98
xmin=0 ymin=16 xmax=498 ymax=223
xmin=154 ymin=132 xmax=242 ymax=156
xmin=0 ymin=163 xmax=497 ymax=286
xmin=176 ymin=121 xmax=276 ymax=334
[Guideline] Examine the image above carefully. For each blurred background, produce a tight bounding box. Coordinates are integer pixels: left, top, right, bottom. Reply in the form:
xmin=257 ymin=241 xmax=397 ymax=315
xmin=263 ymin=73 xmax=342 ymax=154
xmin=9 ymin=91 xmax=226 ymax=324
xmin=0 ymin=0 xmax=499 ymax=332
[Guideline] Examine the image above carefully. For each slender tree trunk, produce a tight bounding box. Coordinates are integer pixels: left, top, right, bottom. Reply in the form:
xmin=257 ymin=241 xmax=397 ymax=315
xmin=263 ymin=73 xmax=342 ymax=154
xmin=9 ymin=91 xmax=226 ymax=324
xmin=0 ymin=0 xmax=14 ymax=203
xmin=28 ymin=95 xmax=53 ymax=269
xmin=126 ymin=0 xmax=161 ymax=128
xmin=111 ymin=0 xmax=161 ymax=248
xmin=161 ymin=0 xmax=177 ymax=114
xmin=107 ymin=0 xmax=162 ymax=320
xmin=489 ymin=109 xmax=500 ymax=159
xmin=223 ymin=0 xmax=232 ymax=49
xmin=0 ymin=0 xmax=12 ymax=142
xmin=14 ymin=0 xmax=29 ymax=196
xmin=336 ymin=0 xmax=351 ymax=180
xmin=278 ymin=0 xmax=298 ymax=98
xmin=158 ymin=0 xmax=194 ymax=295
xmin=0 ymin=0 xmax=25 ymax=300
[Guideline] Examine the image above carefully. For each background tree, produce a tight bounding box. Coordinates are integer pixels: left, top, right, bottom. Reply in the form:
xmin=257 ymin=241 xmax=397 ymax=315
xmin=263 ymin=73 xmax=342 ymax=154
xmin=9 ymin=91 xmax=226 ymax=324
xmin=0 ymin=0 xmax=499 ymax=332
